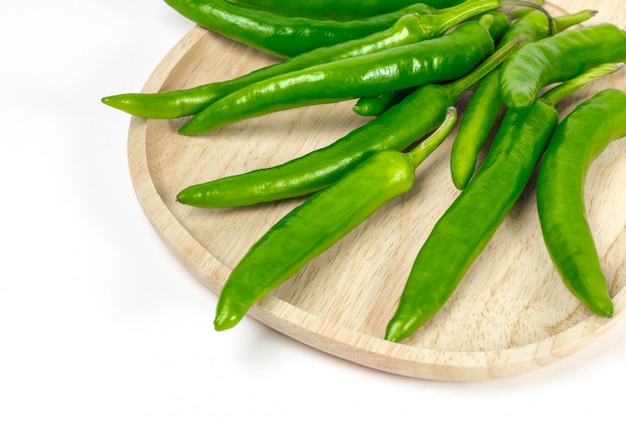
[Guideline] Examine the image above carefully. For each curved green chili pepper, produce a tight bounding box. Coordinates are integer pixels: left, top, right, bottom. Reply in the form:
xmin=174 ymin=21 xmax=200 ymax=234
xmin=352 ymin=9 xmax=513 ymax=117
xmin=234 ymin=0 xmax=464 ymax=19
xmin=214 ymin=107 xmax=458 ymax=331
xmin=385 ymin=63 xmax=620 ymax=343
xmin=499 ymin=23 xmax=626 ymax=109
xmin=177 ymin=33 xmax=523 ymax=208
xmin=164 ymin=0 xmax=437 ymax=58
xmin=102 ymin=0 xmax=505 ymax=119
xmin=450 ymin=9 xmax=596 ymax=190
xmin=537 ymin=87 xmax=626 ymax=318
xmin=179 ymin=19 xmax=497 ymax=135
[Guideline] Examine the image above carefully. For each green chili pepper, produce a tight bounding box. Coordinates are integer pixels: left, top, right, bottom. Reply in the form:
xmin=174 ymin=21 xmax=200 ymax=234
xmin=214 ymin=107 xmax=458 ymax=331
xmin=177 ymin=33 xmax=523 ymax=208
xmin=384 ymin=63 xmax=620 ymax=343
xmin=536 ymin=86 xmax=626 ymax=318
xmin=450 ymin=9 xmax=596 ymax=190
xmin=234 ymin=0 xmax=465 ymax=19
xmin=351 ymin=9 xmax=513 ymax=117
xmin=164 ymin=0 xmax=438 ymax=58
xmin=499 ymin=23 xmax=626 ymax=109
xmin=179 ymin=19 xmax=498 ymax=135
xmin=102 ymin=0 xmax=505 ymax=119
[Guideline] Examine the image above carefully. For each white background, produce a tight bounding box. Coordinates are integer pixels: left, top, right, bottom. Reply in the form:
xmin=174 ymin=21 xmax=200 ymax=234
xmin=1 ymin=1 xmax=625 ymax=436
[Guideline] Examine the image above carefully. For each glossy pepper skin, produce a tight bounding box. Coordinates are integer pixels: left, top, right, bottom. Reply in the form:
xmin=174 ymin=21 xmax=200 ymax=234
xmin=450 ymin=9 xmax=596 ymax=190
xmin=163 ymin=0 xmax=436 ymax=58
xmin=351 ymin=9 xmax=513 ymax=117
xmin=499 ymin=23 xmax=626 ymax=109
xmin=536 ymin=88 xmax=626 ymax=318
xmin=384 ymin=64 xmax=618 ymax=343
xmin=214 ymin=108 xmax=458 ymax=331
xmin=102 ymin=0 xmax=505 ymax=119
xmin=179 ymin=20 xmax=496 ymax=135
xmin=234 ymin=0 xmax=465 ymax=19
xmin=176 ymin=30 xmax=523 ymax=208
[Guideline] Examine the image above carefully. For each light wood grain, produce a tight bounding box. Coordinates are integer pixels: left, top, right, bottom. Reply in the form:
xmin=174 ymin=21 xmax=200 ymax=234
xmin=127 ymin=0 xmax=626 ymax=380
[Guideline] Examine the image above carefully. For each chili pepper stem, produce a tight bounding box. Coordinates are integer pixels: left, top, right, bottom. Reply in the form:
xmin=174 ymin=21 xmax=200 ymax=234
xmin=406 ymin=107 xmax=458 ymax=169
xmin=504 ymin=0 xmax=554 ymax=34
xmin=505 ymin=0 xmax=544 ymax=21
xmin=551 ymin=10 xmax=597 ymax=33
xmin=431 ymin=0 xmax=507 ymax=32
xmin=541 ymin=63 xmax=625 ymax=107
xmin=444 ymin=34 xmax=526 ymax=100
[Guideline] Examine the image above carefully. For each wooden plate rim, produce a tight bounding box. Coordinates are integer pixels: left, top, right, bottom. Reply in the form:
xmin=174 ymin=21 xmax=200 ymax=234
xmin=126 ymin=22 xmax=625 ymax=381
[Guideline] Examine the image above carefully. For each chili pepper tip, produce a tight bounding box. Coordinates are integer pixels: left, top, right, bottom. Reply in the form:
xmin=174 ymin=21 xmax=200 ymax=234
xmin=214 ymin=312 xmax=241 ymax=331
xmin=101 ymin=96 xmax=116 ymax=108
xmin=384 ymin=318 xmax=413 ymax=343
xmin=101 ymin=95 xmax=125 ymax=109
xmin=591 ymin=300 xmax=615 ymax=319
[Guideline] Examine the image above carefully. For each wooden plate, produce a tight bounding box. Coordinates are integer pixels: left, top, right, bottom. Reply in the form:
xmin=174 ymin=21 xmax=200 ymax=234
xmin=127 ymin=0 xmax=626 ymax=380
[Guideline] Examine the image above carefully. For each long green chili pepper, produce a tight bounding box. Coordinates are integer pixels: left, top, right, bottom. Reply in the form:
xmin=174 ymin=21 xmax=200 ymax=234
xmin=179 ymin=19 xmax=498 ymax=135
xmin=234 ymin=0 xmax=465 ymax=19
xmin=352 ymin=9 xmax=512 ymax=117
xmin=164 ymin=0 xmax=438 ymax=58
xmin=537 ymin=86 xmax=626 ymax=318
xmin=177 ymin=33 xmax=524 ymax=208
xmin=499 ymin=23 xmax=626 ymax=109
xmin=102 ymin=0 xmax=505 ymax=119
xmin=214 ymin=107 xmax=458 ymax=331
xmin=450 ymin=9 xmax=596 ymax=190
xmin=384 ymin=63 xmax=620 ymax=343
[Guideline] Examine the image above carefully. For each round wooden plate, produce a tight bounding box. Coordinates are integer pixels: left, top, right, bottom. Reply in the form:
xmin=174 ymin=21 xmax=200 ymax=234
xmin=127 ymin=0 xmax=626 ymax=380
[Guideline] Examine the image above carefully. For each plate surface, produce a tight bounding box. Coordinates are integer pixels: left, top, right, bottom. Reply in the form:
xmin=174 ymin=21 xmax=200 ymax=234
xmin=127 ymin=0 xmax=626 ymax=380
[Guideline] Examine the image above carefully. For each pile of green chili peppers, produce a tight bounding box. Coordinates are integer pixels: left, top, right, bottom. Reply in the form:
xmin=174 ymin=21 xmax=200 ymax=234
xmin=103 ymin=0 xmax=626 ymax=343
